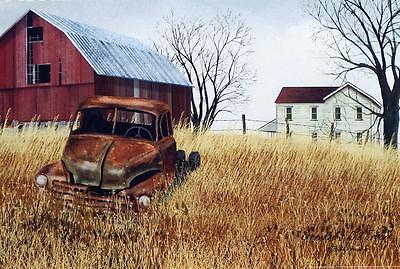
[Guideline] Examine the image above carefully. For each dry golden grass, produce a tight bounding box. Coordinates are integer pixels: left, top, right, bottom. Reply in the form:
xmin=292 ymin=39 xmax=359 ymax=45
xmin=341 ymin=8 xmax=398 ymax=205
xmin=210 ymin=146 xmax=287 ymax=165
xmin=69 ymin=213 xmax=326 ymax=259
xmin=1 ymin=126 xmax=400 ymax=268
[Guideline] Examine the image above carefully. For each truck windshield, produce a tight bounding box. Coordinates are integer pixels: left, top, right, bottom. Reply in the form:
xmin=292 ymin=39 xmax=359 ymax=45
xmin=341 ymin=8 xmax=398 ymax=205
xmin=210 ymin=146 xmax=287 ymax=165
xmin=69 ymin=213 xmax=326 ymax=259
xmin=73 ymin=108 xmax=156 ymax=141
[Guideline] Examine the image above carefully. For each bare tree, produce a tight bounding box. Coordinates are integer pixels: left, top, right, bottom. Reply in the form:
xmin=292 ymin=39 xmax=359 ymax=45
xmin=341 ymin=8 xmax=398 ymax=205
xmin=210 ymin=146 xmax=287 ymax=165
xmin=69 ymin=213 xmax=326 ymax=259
xmin=309 ymin=0 xmax=400 ymax=148
xmin=156 ymin=11 xmax=255 ymax=132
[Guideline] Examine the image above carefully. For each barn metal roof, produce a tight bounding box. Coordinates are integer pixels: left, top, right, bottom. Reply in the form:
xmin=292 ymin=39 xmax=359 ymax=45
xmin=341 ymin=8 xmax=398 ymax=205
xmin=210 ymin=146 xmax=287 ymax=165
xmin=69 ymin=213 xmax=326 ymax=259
xmin=30 ymin=9 xmax=191 ymax=87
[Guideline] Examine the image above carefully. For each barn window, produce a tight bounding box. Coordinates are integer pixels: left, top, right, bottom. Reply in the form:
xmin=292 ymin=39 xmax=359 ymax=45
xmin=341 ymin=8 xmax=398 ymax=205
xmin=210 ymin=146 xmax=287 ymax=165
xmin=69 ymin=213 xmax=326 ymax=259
xmin=37 ymin=64 xmax=51 ymax=83
xmin=27 ymin=27 xmax=43 ymax=42
xmin=334 ymin=107 xmax=341 ymax=121
xmin=335 ymin=131 xmax=341 ymax=140
xmin=27 ymin=65 xmax=34 ymax=84
xmin=285 ymin=107 xmax=292 ymax=121
xmin=59 ymin=60 xmax=62 ymax=85
xmin=27 ymin=64 xmax=51 ymax=84
xmin=356 ymin=107 xmax=363 ymax=120
xmin=311 ymin=107 xmax=318 ymax=120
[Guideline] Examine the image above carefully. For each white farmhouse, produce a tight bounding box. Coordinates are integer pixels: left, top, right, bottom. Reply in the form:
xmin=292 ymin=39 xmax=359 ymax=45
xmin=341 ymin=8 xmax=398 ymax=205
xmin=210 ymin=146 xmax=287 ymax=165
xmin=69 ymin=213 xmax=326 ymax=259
xmin=268 ymin=83 xmax=382 ymax=141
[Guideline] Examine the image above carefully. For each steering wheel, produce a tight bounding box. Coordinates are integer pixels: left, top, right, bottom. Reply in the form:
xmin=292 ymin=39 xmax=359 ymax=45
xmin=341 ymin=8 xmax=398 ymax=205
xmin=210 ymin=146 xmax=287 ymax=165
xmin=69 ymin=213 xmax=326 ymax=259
xmin=124 ymin=126 xmax=154 ymax=140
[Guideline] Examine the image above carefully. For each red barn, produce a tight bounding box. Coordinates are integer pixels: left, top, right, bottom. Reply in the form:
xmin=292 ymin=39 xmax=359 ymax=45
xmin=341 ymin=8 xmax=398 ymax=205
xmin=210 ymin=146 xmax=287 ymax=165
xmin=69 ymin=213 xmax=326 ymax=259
xmin=0 ymin=9 xmax=192 ymax=123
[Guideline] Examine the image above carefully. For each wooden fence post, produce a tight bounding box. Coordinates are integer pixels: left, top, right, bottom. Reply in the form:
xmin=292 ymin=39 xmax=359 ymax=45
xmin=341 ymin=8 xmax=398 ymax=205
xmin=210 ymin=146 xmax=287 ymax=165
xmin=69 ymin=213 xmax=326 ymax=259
xmin=242 ymin=114 xmax=246 ymax=135
xmin=329 ymin=122 xmax=334 ymax=142
xmin=285 ymin=118 xmax=290 ymax=138
xmin=1 ymin=108 xmax=11 ymax=135
xmin=68 ymin=114 xmax=74 ymax=131
xmin=364 ymin=130 xmax=370 ymax=146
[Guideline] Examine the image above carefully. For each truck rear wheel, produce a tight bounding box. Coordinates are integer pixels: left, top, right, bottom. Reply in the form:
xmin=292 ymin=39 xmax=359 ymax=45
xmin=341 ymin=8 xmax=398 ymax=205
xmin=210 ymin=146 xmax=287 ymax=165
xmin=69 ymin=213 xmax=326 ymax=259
xmin=188 ymin=151 xmax=201 ymax=171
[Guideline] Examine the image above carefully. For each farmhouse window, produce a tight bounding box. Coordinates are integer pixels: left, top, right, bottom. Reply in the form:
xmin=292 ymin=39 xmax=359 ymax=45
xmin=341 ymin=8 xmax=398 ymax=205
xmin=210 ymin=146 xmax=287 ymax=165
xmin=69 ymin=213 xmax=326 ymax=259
xmin=335 ymin=131 xmax=341 ymax=139
xmin=356 ymin=107 xmax=363 ymax=120
xmin=334 ymin=107 xmax=341 ymax=121
xmin=285 ymin=107 xmax=292 ymax=121
xmin=311 ymin=107 xmax=318 ymax=120
xmin=27 ymin=27 xmax=43 ymax=42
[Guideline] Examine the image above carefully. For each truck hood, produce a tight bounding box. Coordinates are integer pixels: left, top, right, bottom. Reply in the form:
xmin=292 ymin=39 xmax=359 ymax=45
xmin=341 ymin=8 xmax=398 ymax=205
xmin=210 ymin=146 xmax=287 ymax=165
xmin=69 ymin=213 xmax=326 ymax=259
xmin=61 ymin=134 xmax=161 ymax=190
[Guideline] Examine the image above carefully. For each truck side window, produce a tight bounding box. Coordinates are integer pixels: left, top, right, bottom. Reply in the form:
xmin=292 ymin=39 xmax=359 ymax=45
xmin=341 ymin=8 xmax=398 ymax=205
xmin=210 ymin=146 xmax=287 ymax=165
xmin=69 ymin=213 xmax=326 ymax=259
xmin=159 ymin=113 xmax=169 ymax=139
xmin=167 ymin=112 xmax=173 ymax=135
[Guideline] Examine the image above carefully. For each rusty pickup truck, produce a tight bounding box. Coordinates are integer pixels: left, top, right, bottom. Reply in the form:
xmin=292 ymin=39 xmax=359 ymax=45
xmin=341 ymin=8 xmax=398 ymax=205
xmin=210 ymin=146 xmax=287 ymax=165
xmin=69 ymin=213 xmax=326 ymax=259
xmin=35 ymin=96 xmax=200 ymax=210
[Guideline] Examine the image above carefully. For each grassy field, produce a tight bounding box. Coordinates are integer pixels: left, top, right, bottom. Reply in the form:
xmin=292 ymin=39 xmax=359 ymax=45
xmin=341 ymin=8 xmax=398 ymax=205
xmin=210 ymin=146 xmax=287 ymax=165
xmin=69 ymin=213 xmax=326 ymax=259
xmin=0 ymin=126 xmax=400 ymax=268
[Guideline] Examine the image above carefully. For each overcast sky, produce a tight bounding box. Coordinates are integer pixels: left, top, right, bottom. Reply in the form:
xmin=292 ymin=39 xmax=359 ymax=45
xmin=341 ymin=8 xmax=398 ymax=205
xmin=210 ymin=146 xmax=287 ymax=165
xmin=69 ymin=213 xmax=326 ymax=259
xmin=0 ymin=0 xmax=379 ymax=124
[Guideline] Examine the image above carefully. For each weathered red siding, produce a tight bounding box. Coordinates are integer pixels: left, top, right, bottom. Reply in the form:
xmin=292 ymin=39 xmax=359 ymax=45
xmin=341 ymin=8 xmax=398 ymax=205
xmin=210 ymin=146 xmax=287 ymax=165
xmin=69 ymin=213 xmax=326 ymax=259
xmin=95 ymin=75 xmax=191 ymax=123
xmin=0 ymin=84 xmax=95 ymax=121
xmin=0 ymin=28 xmax=16 ymax=89
xmin=0 ymin=11 xmax=191 ymax=123
xmin=24 ymin=14 xmax=95 ymax=87
xmin=0 ymin=12 xmax=95 ymax=121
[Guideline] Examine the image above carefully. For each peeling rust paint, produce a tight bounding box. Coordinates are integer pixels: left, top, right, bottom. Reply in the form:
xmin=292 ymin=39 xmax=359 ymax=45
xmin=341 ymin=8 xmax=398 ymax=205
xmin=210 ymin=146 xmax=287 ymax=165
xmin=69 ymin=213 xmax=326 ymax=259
xmin=36 ymin=96 xmax=177 ymax=210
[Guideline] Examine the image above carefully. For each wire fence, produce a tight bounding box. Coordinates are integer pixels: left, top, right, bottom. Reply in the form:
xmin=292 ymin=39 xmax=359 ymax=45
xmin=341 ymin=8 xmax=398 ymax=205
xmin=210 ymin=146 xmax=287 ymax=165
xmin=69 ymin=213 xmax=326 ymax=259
xmin=212 ymin=114 xmax=384 ymax=144
xmin=0 ymin=111 xmax=385 ymax=144
xmin=213 ymin=117 xmax=275 ymax=133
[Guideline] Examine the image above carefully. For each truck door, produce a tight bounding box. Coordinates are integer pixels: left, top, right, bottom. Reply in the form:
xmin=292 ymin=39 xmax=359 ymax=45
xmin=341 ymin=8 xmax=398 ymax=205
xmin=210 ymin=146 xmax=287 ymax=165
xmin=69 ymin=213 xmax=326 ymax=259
xmin=157 ymin=113 xmax=177 ymax=179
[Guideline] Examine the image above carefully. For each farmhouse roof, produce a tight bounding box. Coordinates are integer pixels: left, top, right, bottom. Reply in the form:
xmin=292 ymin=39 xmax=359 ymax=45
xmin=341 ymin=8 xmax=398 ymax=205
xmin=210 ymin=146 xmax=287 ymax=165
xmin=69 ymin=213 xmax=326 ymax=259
xmin=275 ymin=83 xmax=382 ymax=108
xmin=1 ymin=9 xmax=191 ymax=87
xmin=323 ymin=82 xmax=382 ymax=108
xmin=275 ymin=86 xmax=339 ymax=103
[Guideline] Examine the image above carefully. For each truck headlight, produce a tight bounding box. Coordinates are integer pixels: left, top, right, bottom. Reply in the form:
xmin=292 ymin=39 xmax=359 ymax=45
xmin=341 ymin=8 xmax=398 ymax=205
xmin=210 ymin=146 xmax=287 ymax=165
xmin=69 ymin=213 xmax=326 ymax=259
xmin=138 ymin=195 xmax=151 ymax=209
xmin=36 ymin=175 xmax=48 ymax=188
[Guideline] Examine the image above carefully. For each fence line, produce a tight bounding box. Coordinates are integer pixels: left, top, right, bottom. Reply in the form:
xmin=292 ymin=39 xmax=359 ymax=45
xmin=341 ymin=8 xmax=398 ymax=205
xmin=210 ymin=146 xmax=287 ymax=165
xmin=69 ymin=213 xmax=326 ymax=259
xmin=212 ymin=114 xmax=383 ymax=144
xmin=214 ymin=118 xmax=271 ymax=124
xmin=0 ymin=112 xmax=384 ymax=144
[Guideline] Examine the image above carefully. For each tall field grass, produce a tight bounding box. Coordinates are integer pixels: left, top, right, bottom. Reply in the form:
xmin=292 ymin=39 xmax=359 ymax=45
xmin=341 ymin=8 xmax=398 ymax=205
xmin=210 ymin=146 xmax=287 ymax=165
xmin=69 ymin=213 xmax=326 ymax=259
xmin=0 ymin=126 xmax=400 ymax=268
